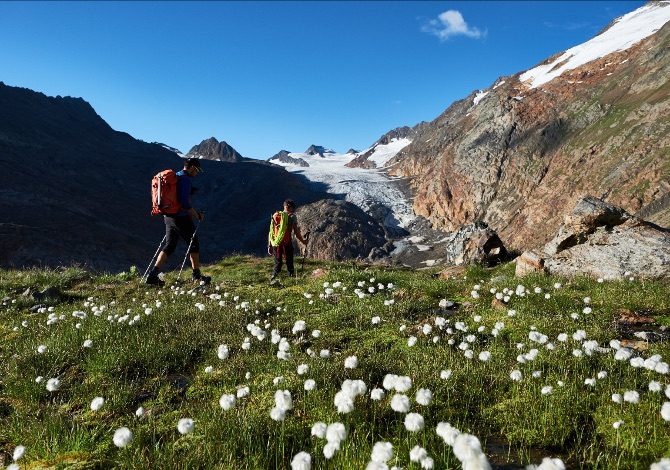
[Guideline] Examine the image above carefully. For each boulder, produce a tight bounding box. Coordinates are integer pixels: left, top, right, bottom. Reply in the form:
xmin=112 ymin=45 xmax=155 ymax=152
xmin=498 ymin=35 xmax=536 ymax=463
xmin=296 ymin=199 xmax=386 ymax=261
xmin=440 ymin=222 xmax=507 ymax=266
xmin=535 ymin=196 xmax=670 ymax=279
xmin=515 ymin=251 xmax=546 ymax=276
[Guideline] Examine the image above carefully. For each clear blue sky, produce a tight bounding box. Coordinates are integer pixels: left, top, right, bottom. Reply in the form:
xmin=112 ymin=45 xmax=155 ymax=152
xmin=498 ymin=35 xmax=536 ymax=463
xmin=0 ymin=1 xmax=643 ymax=158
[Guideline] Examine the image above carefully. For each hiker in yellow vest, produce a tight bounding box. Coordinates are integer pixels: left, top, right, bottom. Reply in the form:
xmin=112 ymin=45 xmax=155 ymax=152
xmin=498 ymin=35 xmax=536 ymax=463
xmin=268 ymin=199 xmax=309 ymax=280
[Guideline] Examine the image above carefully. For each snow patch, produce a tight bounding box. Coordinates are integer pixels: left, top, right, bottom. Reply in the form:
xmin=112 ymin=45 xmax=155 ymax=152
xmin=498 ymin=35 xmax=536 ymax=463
xmin=365 ymin=138 xmax=412 ymax=167
xmin=520 ymin=2 xmax=670 ymax=88
xmin=472 ymin=90 xmax=489 ymax=106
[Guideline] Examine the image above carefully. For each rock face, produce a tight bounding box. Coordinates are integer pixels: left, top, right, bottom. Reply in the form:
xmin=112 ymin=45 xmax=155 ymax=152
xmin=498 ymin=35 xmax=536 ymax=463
xmin=0 ymin=82 xmax=328 ymax=271
xmin=187 ymin=137 xmax=243 ymax=162
xmin=346 ymin=122 xmax=426 ymax=169
xmin=295 ymin=199 xmax=386 ymax=261
xmin=304 ymin=145 xmax=334 ymax=157
xmin=439 ymin=222 xmax=507 ymax=266
xmin=516 ymin=196 xmax=670 ymax=279
xmin=268 ymin=150 xmax=309 ymax=167
xmin=388 ymin=13 xmax=670 ymax=252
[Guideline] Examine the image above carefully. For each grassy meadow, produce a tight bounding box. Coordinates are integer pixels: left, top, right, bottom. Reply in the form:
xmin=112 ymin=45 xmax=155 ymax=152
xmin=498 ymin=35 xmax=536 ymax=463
xmin=0 ymin=256 xmax=669 ymax=469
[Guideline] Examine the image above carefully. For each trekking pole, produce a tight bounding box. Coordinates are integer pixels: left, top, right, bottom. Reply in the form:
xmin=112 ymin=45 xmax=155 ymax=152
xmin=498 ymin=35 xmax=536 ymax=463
xmin=177 ymin=220 xmax=202 ymax=282
xmin=140 ymin=235 xmax=167 ymax=283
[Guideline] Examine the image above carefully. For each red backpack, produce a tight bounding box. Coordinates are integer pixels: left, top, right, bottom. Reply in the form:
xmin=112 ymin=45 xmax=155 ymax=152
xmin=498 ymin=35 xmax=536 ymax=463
xmin=151 ymin=169 xmax=181 ymax=215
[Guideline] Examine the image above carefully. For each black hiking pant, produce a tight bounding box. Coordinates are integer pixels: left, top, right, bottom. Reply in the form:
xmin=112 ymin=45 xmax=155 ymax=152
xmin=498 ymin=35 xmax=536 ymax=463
xmin=162 ymin=215 xmax=199 ymax=255
xmin=272 ymin=243 xmax=294 ymax=277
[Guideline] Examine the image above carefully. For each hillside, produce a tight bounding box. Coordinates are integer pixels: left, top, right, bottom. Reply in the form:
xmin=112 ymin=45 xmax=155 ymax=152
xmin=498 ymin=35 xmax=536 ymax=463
xmin=388 ymin=3 xmax=670 ymax=252
xmin=0 ymin=83 xmax=328 ymax=271
xmin=1 ymin=259 xmax=669 ymax=468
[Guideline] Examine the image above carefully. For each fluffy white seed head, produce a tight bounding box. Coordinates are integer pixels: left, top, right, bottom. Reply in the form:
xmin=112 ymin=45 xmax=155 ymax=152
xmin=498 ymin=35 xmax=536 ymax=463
xmin=416 ymin=388 xmax=432 ymax=406
xmin=371 ymin=441 xmax=393 ymax=464
xmin=90 ymin=397 xmax=104 ymax=411
xmin=177 ymin=418 xmax=194 ymax=434
xmin=404 ymin=412 xmax=425 ymax=432
xmin=311 ymin=422 xmax=327 ymax=439
xmin=113 ymin=427 xmax=133 ymax=447
xmin=390 ymin=394 xmax=410 ymax=413
xmin=291 ymin=451 xmax=311 ymax=470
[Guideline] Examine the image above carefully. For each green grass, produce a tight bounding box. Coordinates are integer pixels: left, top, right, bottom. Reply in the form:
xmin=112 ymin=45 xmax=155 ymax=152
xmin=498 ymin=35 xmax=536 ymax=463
xmin=0 ymin=259 xmax=669 ymax=469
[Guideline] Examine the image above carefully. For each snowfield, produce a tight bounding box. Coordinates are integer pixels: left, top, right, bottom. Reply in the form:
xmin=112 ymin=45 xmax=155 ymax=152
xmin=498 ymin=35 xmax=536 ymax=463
xmin=520 ymin=1 xmax=670 ymax=88
xmin=270 ymin=148 xmax=415 ymax=232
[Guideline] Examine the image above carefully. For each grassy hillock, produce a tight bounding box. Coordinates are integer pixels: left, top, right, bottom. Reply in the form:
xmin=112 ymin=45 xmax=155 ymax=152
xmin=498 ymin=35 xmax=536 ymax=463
xmin=1 ymin=257 xmax=669 ymax=469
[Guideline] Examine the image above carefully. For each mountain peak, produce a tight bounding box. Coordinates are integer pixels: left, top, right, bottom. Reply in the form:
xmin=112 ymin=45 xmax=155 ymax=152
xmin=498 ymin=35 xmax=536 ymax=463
xmin=187 ymin=137 xmax=243 ymax=162
xmin=304 ymin=145 xmax=334 ymax=157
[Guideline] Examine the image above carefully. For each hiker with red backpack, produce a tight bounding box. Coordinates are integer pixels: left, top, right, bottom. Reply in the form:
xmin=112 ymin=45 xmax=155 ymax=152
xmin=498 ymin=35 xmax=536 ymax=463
xmin=146 ymin=158 xmax=211 ymax=286
xmin=268 ymin=199 xmax=309 ymax=281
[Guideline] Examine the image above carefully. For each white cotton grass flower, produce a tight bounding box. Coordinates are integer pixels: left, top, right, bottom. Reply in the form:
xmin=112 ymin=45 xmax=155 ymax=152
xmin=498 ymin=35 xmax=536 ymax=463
xmin=273 ymin=376 xmax=285 ymax=385
xmin=291 ymin=451 xmax=311 ymax=470
xmin=371 ymin=388 xmax=385 ymax=400
xmin=612 ymin=393 xmax=623 ymax=404
xmin=275 ymin=390 xmax=293 ymax=410
xmin=597 ymin=371 xmax=607 ymax=380
xmin=177 ymin=418 xmax=194 ymax=435
xmin=370 ymin=441 xmax=393 ymax=464
xmin=217 ymin=344 xmax=229 ymax=360
xmin=46 ymin=378 xmax=61 ymax=392
xmin=479 ymin=351 xmax=491 ymax=362
xmin=416 ymin=388 xmax=432 ymax=406
xmin=613 ymin=421 xmax=623 ymax=429
xmin=541 ymin=386 xmax=553 ymax=395
xmin=440 ymin=369 xmax=452 ymax=380
xmin=237 ymin=386 xmax=250 ymax=398
xmin=83 ymin=339 xmax=93 ymax=348
xmin=407 ymin=336 xmax=417 ymax=347
xmin=326 ymin=422 xmax=347 ymax=443
xmin=311 ymin=422 xmax=327 ymax=438
xmin=394 ymin=376 xmax=412 ymax=392
xmin=390 ymin=394 xmax=410 ymax=413
xmin=319 ymin=349 xmax=330 ymax=358
xmin=344 ymin=356 xmax=358 ymax=369
xmin=661 ymin=402 xmax=670 ymax=421
xmin=526 ymin=457 xmax=566 ymax=470
xmin=270 ymin=407 xmax=286 ymax=421
xmin=623 ymin=390 xmax=640 ymax=404
xmin=135 ymin=406 xmax=145 ymax=418
xmin=297 ymin=364 xmax=309 ymax=375
xmin=510 ymin=370 xmax=522 ymax=381
xmin=12 ymin=445 xmax=25 ymax=461
xmin=292 ymin=320 xmax=306 ymax=335
xmin=204 ymin=366 xmax=213 ymax=374
xmin=649 ymin=381 xmax=662 ymax=392
xmin=410 ymin=445 xmax=428 ymax=462
xmin=323 ymin=441 xmax=340 ymax=459
xmin=666 ymin=385 xmax=670 ymax=399
xmin=90 ymin=397 xmax=105 ymax=411
xmin=436 ymin=422 xmax=461 ymax=446
xmin=304 ymin=379 xmax=316 ymax=391
xmin=113 ymin=427 xmax=133 ymax=447
xmin=421 ymin=457 xmax=434 ymax=469
xmin=37 ymin=345 xmax=47 ymax=354
xmin=584 ymin=378 xmax=596 ymax=387
xmin=404 ymin=412 xmax=425 ymax=432
xmin=452 ymin=433 xmax=491 ymax=470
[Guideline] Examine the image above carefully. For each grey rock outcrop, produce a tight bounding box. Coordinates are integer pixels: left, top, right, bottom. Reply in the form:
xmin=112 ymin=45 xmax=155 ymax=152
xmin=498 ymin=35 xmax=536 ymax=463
xmin=440 ymin=222 xmax=507 ymax=266
xmin=268 ymin=150 xmax=309 ymax=167
xmin=296 ymin=199 xmax=386 ymax=261
xmin=516 ymin=196 xmax=670 ymax=279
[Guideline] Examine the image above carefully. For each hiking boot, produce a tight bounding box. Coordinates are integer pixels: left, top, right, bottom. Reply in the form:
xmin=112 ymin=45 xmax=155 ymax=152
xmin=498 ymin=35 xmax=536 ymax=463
xmin=145 ymin=273 xmax=165 ymax=287
xmin=192 ymin=273 xmax=211 ymax=285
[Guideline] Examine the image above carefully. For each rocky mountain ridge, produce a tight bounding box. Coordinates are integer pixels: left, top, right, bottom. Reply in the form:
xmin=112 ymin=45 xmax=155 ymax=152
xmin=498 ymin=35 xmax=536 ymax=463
xmin=387 ymin=3 xmax=670 ymax=253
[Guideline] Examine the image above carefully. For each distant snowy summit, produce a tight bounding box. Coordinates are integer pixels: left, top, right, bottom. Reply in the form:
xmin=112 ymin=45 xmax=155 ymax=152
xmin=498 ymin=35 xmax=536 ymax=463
xmin=346 ymin=123 xmax=426 ymax=169
xmin=187 ymin=136 xmax=244 ymax=162
xmin=305 ymin=145 xmax=336 ymax=157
